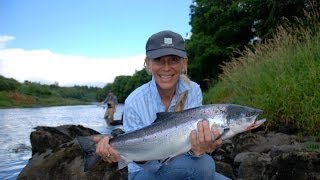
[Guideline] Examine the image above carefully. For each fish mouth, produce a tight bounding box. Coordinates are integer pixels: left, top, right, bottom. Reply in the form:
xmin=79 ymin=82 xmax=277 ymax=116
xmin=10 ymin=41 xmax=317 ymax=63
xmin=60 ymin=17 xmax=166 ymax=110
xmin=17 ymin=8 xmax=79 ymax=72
xmin=247 ymin=109 xmax=266 ymax=131
xmin=252 ymin=109 xmax=263 ymax=121
xmin=247 ymin=109 xmax=264 ymax=129
xmin=246 ymin=118 xmax=266 ymax=131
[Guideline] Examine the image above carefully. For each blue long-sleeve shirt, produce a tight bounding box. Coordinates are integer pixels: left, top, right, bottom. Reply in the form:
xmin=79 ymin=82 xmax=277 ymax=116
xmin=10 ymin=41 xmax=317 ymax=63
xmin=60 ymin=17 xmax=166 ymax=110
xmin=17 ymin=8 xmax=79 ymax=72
xmin=123 ymin=76 xmax=203 ymax=173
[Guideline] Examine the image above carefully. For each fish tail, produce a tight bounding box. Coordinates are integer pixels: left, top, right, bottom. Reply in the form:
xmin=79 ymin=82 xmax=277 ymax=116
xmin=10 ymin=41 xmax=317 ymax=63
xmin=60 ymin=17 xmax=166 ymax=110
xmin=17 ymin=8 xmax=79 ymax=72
xmin=76 ymin=136 xmax=101 ymax=172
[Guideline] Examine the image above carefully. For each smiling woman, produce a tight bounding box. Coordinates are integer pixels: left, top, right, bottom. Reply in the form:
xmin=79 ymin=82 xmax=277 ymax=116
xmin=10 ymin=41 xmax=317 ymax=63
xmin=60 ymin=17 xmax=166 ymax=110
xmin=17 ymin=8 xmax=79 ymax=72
xmin=144 ymin=31 xmax=188 ymax=109
xmin=94 ymin=30 xmax=230 ymax=180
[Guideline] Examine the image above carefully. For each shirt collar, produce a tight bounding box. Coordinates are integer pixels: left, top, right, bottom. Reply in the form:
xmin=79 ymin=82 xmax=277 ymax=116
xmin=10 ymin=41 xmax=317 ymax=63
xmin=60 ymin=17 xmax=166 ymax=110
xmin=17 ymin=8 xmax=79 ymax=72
xmin=149 ymin=76 xmax=191 ymax=111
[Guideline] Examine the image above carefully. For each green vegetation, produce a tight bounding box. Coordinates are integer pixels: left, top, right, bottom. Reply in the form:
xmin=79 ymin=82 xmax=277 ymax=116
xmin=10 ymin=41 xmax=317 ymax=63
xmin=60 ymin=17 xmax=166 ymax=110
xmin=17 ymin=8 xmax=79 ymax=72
xmin=203 ymin=9 xmax=320 ymax=136
xmin=186 ymin=0 xmax=318 ymax=89
xmin=0 ymin=78 xmax=99 ymax=108
xmin=96 ymin=69 xmax=151 ymax=103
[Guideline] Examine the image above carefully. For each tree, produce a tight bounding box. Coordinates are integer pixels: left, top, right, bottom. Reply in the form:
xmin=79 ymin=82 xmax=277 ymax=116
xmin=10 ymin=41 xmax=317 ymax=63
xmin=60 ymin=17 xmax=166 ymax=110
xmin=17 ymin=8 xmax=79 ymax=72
xmin=98 ymin=68 xmax=151 ymax=103
xmin=186 ymin=0 xmax=314 ymax=90
xmin=253 ymin=0 xmax=308 ymax=39
xmin=0 ymin=75 xmax=21 ymax=91
xmin=187 ymin=0 xmax=256 ymax=89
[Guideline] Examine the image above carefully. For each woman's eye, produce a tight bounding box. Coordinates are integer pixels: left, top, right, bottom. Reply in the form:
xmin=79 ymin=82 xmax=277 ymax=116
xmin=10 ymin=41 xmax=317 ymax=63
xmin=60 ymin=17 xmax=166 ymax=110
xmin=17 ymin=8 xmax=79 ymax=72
xmin=172 ymin=57 xmax=181 ymax=63
xmin=153 ymin=58 xmax=161 ymax=62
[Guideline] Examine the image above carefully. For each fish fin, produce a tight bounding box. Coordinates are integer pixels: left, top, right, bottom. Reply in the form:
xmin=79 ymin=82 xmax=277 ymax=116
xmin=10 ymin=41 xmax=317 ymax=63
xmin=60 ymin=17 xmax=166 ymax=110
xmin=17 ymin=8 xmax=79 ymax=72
xmin=159 ymin=156 xmax=175 ymax=164
xmin=210 ymin=123 xmax=230 ymax=141
xmin=135 ymin=160 xmax=163 ymax=171
xmin=76 ymin=136 xmax=101 ymax=172
xmin=135 ymin=157 xmax=178 ymax=171
xmin=213 ymin=128 xmax=230 ymax=141
xmin=153 ymin=112 xmax=175 ymax=123
xmin=118 ymin=156 xmax=131 ymax=170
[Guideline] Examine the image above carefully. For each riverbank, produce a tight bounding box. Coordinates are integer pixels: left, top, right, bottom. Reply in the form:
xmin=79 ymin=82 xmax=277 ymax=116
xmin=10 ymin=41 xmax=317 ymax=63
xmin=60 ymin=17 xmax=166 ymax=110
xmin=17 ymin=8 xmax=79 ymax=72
xmin=0 ymin=77 xmax=100 ymax=109
xmin=0 ymin=91 xmax=91 ymax=108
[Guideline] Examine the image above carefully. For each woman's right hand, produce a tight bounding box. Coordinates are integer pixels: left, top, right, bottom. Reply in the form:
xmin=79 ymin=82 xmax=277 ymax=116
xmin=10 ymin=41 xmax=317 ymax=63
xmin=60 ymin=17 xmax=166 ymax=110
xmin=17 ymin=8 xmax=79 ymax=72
xmin=190 ymin=120 xmax=223 ymax=156
xmin=93 ymin=135 xmax=120 ymax=163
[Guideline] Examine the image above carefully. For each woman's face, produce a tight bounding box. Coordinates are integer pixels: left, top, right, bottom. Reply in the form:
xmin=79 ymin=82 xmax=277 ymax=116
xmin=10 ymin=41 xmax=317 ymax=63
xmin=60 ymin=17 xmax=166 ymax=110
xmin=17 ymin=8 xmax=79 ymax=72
xmin=146 ymin=55 xmax=187 ymax=92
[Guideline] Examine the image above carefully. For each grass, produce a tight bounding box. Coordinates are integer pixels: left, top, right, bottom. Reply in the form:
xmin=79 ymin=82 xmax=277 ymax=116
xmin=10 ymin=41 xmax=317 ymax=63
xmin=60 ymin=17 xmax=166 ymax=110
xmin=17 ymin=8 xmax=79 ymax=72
xmin=204 ymin=9 xmax=320 ymax=136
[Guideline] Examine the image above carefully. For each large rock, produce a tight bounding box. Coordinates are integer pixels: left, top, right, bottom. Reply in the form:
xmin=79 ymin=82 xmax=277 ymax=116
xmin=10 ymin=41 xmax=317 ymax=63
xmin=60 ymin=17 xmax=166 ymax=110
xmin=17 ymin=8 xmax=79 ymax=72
xmin=18 ymin=125 xmax=320 ymax=180
xmin=18 ymin=125 xmax=127 ymax=180
xmin=30 ymin=125 xmax=100 ymax=155
xmin=214 ymin=131 xmax=320 ymax=179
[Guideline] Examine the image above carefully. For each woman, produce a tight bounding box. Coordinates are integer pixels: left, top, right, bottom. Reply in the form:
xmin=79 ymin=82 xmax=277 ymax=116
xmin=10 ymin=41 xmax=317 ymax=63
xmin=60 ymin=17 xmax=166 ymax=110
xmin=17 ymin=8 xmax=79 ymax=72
xmin=94 ymin=30 xmax=229 ymax=180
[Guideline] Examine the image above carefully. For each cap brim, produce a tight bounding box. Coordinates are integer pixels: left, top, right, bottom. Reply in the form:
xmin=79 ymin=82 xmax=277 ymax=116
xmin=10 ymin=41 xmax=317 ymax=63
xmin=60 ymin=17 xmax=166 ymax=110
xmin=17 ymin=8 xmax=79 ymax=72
xmin=146 ymin=48 xmax=187 ymax=59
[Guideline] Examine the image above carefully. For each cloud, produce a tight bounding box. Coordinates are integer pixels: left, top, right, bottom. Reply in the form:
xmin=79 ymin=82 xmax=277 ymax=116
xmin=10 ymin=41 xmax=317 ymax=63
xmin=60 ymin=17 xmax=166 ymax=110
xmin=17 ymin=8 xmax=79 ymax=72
xmin=0 ymin=35 xmax=15 ymax=49
xmin=0 ymin=48 xmax=145 ymax=87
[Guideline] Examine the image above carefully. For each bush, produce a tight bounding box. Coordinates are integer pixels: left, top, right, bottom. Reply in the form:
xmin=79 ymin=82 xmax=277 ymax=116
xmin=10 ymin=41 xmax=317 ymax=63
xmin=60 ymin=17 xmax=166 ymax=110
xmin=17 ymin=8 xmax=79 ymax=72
xmin=204 ymin=8 xmax=320 ymax=136
xmin=18 ymin=82 xmax=53 ymax=97
xmin=0 ymin=75 xmax=20 ymax=91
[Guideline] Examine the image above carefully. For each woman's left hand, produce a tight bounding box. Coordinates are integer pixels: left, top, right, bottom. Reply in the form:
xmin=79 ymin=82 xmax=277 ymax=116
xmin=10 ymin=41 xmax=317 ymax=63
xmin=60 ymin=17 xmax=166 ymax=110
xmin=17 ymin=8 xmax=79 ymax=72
xmin=93 ymin=135 xmax=120 ymax=163
xmin=190 ymin=120 xmax=223 ymax=156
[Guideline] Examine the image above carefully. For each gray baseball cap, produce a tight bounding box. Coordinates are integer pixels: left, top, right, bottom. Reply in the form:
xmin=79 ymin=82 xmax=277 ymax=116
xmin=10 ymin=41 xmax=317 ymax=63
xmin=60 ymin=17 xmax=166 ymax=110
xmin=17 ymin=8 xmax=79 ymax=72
xmin=146 ymin=30 xmax=187 ymax=59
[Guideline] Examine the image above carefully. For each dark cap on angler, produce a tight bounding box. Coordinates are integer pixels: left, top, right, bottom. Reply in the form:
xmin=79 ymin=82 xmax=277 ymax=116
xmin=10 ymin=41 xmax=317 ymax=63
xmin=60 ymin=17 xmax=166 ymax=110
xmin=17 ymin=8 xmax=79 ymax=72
xmin=146 ymin=30 xmax=187 ymax=59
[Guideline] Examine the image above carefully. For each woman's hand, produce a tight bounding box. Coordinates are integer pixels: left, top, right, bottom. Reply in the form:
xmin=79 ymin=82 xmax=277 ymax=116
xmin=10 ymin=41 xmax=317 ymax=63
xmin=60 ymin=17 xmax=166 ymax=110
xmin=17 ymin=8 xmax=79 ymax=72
xmin=93 ymin=135 xmax=120 ymax=163
xmin=190 ymin=120 xmax=223 ymax=156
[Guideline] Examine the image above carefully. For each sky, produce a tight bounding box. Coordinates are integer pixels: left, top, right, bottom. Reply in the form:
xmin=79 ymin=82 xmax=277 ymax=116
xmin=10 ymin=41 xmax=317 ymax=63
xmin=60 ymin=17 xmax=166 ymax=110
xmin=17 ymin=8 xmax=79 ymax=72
xmin=0 ymin=0 xmax=193 ymax=87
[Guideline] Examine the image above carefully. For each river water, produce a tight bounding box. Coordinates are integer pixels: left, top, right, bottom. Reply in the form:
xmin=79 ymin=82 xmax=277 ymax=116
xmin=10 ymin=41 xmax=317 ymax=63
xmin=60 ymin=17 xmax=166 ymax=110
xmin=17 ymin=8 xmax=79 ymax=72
xmin=0 ymin=104 xmax=124 ymax=180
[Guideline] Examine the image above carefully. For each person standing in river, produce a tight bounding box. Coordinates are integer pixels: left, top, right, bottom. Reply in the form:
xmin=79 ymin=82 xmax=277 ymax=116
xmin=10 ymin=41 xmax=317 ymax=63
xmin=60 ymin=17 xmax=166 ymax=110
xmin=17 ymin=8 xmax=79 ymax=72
xmin=101 ymin=91 xmax=118 ymax=124
xmin=94 ymin=30 xmax=230 ymax=179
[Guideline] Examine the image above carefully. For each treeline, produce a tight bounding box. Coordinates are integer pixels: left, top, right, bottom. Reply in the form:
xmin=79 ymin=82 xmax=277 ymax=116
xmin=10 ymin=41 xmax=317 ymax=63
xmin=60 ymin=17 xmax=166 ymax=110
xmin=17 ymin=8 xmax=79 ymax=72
xmin=186 ymin=0 xmax=319 ymax=89
xmin=0 ymin=75 xmax=100 ymax=107
xmin=0 ymin=68 xmax=151 ymax=107
xmin=0 ymin=75 xmax=99 ymax=101
xmin=96 ymin=68 xmax=151 ymax=103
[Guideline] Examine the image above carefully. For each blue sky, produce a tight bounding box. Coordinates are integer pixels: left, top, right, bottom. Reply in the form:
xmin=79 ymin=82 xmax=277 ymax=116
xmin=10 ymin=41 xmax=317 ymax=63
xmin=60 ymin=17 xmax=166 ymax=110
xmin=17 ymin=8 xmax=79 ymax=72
xmin=0 ymin=0 xmax=193 ymax=87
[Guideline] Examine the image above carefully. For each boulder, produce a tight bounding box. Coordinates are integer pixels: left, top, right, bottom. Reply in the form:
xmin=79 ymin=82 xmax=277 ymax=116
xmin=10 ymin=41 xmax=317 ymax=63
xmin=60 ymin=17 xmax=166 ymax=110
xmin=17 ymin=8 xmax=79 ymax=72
xmin=214 ymin=131 xmax=320 ymax=179
xmin=18 ymin=125 xmax=128 ymax=180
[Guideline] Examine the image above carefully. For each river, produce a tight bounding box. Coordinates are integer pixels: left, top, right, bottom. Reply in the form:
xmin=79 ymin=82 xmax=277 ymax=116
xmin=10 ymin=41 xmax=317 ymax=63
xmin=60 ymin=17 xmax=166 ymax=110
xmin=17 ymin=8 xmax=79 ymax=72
xmin=0 ymin=104 xmax=124 ymax=180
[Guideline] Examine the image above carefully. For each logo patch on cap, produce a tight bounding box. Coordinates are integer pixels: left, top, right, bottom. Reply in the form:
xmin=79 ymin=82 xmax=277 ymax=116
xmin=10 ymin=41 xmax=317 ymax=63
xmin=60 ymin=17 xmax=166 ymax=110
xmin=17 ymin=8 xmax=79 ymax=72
xmin=162 ymin=37 xmax=174 ymax=47
xmin=164 ymin=37 xmax=172 ymax=44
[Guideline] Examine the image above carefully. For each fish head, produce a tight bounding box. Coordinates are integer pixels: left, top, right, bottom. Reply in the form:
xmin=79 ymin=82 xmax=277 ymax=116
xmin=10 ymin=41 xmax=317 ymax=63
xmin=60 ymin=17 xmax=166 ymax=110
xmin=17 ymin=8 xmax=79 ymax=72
xmin=225 ymin=104 xmax=264 ymax=133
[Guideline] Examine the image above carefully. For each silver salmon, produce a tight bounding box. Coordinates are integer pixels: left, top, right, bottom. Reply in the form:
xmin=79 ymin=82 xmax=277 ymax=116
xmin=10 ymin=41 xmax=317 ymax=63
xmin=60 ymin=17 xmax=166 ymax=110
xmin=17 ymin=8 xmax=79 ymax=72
xmin=77 ymin=104 xmax=266 ymax=171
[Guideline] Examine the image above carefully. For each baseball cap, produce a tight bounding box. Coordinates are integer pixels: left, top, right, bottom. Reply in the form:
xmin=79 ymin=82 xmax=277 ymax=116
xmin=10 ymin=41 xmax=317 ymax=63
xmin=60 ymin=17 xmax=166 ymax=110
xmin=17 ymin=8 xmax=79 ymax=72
xmin=146 ymin=30 xmax=187 ymax=59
